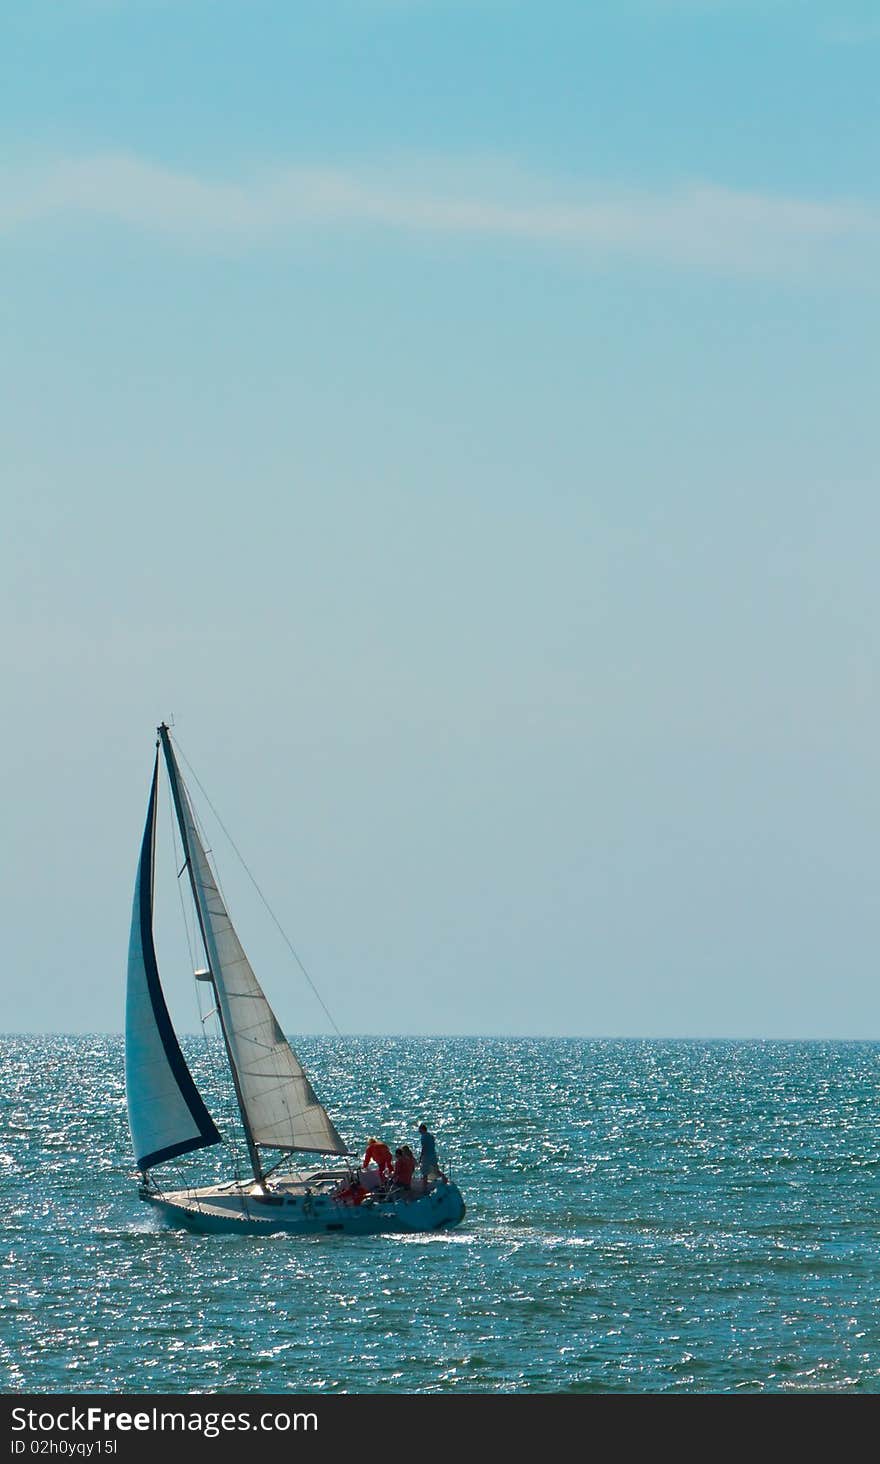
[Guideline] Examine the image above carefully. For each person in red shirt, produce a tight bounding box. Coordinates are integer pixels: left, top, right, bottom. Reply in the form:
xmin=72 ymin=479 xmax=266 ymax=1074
xmin=363 ymin=1137 xmax=393 ymax=1179
xmin=391 ymin=1146 xmax=415 ymax=1190
xmin=335 ymin=1174 xmax=366 ymax=1205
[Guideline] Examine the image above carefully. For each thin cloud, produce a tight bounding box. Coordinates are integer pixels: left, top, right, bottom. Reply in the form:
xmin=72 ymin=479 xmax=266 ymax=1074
xmin=2 ymin=152 xmax=877 ymax=278
xmin=820 ymin=19 xmax=880 ymax=43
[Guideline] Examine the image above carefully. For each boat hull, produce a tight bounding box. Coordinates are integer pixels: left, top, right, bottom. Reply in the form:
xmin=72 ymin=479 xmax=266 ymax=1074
xmin=139 ymin=1176 xmax=466 ymax=1236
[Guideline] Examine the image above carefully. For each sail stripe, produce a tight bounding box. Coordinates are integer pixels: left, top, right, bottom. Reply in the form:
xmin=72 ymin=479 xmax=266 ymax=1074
xmin=125 ymin=753 xmax=222 ymax=1170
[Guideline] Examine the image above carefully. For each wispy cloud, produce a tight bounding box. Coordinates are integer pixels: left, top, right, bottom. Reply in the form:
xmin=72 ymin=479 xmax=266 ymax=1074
xmin=820 ymin=19 xmax=880 ymax=44
xmin=2 ymin=152 xmax=878 ymax=278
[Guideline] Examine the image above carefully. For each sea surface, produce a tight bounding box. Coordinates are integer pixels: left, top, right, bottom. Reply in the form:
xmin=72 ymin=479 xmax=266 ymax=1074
xmin=2 ymin=1035 xmax=879 ymax=1394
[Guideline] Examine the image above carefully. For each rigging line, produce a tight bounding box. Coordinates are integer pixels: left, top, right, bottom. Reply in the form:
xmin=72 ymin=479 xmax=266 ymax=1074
xmin=171 ymin=732 xmax=344 ymax=1038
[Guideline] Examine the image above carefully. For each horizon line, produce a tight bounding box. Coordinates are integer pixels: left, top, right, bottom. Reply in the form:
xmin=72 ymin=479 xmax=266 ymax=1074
xmin=2 ymin=1030 xmax=879 ymax=1043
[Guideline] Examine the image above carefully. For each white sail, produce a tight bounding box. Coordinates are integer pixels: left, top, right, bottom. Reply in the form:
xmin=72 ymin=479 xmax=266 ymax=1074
xmin=161 ymin=733 xmax=349 ymax=1157
xmin=125 ymin=755 xmax=222 ymax=1170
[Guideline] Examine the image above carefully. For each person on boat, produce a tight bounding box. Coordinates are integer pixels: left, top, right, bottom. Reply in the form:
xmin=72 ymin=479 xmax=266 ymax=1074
xmin=335 ymin=1172 xmax=367 ymax=1206
xmin=391 ymin=1145 xmax=415 ymax=1191
xmin=363 ymin=1136 xmax=393 ymax=1179
xmin=417 ymin=1123 xmax=440 ymax=1187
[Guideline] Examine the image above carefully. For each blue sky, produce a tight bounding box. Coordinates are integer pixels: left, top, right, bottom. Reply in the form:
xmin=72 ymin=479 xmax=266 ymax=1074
xmin=2 ymin=1 xmax=879 ymax=1037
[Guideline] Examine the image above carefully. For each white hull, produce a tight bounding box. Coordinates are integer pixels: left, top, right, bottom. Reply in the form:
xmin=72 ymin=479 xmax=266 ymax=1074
xmin=139 ymin=1170 xmax=466 ymax=1236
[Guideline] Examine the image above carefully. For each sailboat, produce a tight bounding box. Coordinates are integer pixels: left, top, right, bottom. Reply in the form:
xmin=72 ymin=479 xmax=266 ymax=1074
xmin=125 ymin=723 xmax=466 ymax=1235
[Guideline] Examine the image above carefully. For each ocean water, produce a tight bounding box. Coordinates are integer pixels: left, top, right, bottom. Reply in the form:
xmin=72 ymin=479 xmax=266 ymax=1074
xmin=2 ymin=1035 xmax=879 ymax=1394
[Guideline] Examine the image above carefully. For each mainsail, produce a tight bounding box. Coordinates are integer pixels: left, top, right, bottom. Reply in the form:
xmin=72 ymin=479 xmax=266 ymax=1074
xmin=125 ymin=754 xmax=222 ymax=1170
xmin=158 ymin=726 xmax=349 ymax=1166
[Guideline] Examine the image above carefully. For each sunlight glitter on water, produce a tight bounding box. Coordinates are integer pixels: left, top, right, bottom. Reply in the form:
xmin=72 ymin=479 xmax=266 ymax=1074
xmin=2 ymin=1035 xmax=880 ymax=1392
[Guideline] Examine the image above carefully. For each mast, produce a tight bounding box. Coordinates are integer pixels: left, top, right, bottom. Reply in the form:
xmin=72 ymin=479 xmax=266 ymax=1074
xmin=158 ymin=722 xmax=266 ymax=1188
